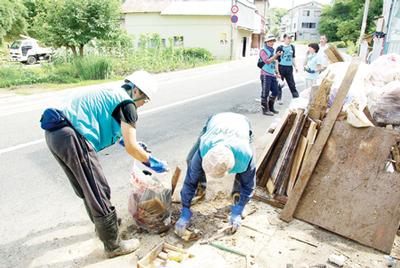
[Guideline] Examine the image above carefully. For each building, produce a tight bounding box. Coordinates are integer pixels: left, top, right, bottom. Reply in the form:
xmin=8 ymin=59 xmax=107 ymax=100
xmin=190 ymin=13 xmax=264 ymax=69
xmin=280 ymin=1 xmax=323 ymax=41
xmin=121 ymin=0 xmax=268 ymax=60
xmin=369 ymin=0 xmax=400 ymax=62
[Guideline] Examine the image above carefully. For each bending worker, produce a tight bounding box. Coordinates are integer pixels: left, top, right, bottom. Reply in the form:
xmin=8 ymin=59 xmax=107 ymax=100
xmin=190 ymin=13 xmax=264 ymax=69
xmin=40 ymin=71 xmax=168 ymax=258
xmin=175 ymin=112 xmax=256 ymax=235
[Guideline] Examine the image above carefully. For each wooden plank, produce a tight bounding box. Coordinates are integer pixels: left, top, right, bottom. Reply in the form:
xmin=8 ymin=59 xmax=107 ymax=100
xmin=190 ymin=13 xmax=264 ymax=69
xmin=287 ymin=136 xmax=308 ymax=196
xmin=280 ymin=60 xmax=360 ymax=222
xmin=308 ymin=73 xmax=334 ymax=121
xmin=256 ymin=111 xmax=291 ymax=185
xmin=303 ymin=120 xmax=318 ymax=162
xmin=258 ymin=112 xmax=297 ymax=189
xmin=294 ymin=122 xmax=400 ymax=253
xmin=274 ymin=110 xmax=306 ymax=195
xmin=170 ymin=166 xmax=181 ymax=196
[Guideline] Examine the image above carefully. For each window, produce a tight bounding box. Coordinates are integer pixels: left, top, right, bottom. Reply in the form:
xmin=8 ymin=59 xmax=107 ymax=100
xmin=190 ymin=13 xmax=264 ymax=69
xmin=314 ymin=10 xmax=321 ymax=17
xmin=301 ymin=22 xmax=316 ymax=29
xmin=173 ymin=36 xmax=184 ymax=47
xmin=303 ymin=10 xmax=310 ymax=16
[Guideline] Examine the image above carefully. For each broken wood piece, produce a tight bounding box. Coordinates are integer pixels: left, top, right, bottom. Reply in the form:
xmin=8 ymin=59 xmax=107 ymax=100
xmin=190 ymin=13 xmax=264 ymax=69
xmin=393 ymin=144 xmax=400 ymax=172
xmin=242 ymin=224 xmax=270 ymax=235
xmin=261 ymin=112 xmax=297 ymax=192
xmin=256 ymin=111 xmax=293 ymax=186
xmin=280 ymin=60 xmax=360 ymax=223
xmin=273 ymin=109 xmax=306 ymax=196
xmin=289 ymin=235 xmax=318 ymax=248
xmin=287 ymin=136 xmax=308 ymax=196
xmin=200 ymin=226 xmax=232 ymax=245
xmin=253 ymin=186 xmax=284 ymax=209
xmin=308 ymin=72 xmax=334 ymax=121
xmin=324 ymin=45 xmax=344 ymax=63
xmin=170 ymin=166 xmax=181 ymax=196
xmin=175 ymin=229 xmax=201 ymax=242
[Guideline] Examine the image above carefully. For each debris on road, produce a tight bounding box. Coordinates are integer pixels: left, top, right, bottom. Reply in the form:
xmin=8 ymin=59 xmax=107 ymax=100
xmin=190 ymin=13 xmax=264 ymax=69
xmin=327 ymin=254 xmax=346 ymax=267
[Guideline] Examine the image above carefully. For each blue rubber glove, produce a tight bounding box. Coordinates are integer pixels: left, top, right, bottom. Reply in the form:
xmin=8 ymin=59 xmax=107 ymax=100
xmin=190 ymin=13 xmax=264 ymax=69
xmin=229 ymin=205 xmax=244 ymax=233
xmin=175 ymin=207 xmax=192 ymax=236
xmin=143 ymin=155 xmax=169 ymax=173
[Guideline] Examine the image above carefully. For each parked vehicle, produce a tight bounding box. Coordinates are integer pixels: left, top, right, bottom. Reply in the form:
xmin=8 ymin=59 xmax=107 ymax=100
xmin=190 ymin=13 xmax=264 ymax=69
xmin=9 ymin=37 xmax=52 ymax=65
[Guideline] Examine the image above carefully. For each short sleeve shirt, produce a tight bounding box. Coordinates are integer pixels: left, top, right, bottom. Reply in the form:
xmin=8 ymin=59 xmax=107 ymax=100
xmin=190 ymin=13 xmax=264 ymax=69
xmin=112 ymin=100 xmax=138 ymax=127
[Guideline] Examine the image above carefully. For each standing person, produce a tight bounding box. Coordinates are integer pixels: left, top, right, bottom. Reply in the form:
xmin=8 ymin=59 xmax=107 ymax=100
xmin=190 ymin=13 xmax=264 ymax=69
xmin=317 ymin=35 xmax=329 ymax=71
xmin=276 ymin=33 xmax=299 ymax=103
xmin=175 ymin=113 xmax=256 ymax=235
xmin=304 ymin=43 xmax=322 ymax=89
xmin=40 ymin=71 xmax=169 ymax=258
xmin=258 ymin=35 xmax=283 ymax=116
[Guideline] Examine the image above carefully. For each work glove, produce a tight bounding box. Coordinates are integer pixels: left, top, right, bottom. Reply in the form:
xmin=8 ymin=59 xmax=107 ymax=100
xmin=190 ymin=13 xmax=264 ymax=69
xmin=175 ymin=207 xmax=192 ymax=236
xmin=304 ymin=67 xmax=316 ymax=74
xmin=229 ymin=205 xmax=244 ymax=233
xmin=143 ymin=155 xmax=169 ymax=173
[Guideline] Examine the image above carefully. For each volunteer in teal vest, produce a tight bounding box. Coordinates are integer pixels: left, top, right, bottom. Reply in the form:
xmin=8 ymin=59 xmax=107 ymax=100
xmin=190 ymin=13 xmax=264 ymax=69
xmin=259 ymin=35 xmax=283 ymax=116
xmin=43 ymin=71 xmax=168 ymax=258
xmin=175 ymin=113 xmax=256 ymax=236
xmin=276 ymin=33 xmax=299 ymax=101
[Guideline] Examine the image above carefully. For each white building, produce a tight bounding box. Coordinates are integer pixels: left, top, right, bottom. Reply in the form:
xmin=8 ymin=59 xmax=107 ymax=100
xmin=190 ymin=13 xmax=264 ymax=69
xmin=121 ymin=0 xmax=268 ymax=60
xmin=280 ymin=1 xmax=323 ymax=41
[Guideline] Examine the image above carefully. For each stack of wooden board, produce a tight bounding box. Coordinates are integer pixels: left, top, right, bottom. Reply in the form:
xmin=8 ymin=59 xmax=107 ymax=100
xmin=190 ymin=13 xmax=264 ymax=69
xmin=255 ymin=60 xmax=400 ymax=253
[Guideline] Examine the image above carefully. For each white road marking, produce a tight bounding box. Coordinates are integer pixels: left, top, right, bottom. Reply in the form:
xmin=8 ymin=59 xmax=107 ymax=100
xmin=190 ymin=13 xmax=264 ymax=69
xmin=0 ymin=79 xmax=257 ymax=155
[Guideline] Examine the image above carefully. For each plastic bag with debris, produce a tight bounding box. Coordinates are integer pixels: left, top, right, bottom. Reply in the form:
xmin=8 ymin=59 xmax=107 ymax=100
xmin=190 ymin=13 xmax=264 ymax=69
xmin=369 ymin=81 xmax=400 ymax=126
xmin=128 ymin=161 xmax=172 ymax=233
xmin=366 ymin=54 xmax=400 ymax=87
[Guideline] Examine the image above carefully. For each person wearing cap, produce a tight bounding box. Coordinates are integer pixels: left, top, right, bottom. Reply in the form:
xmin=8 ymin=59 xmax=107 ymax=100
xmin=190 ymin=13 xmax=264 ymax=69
xmin=41 ymin=71 xmax=168 ymax=258
xmin=258 ymin=34 xmax=283 ymax=116
xmin=304 ymin=43 xmax=322 ymax=89
xmin=275 ymin=34 xmax=299 ymax=103
xmin=175 ymin=112 xmax=256 ymax=236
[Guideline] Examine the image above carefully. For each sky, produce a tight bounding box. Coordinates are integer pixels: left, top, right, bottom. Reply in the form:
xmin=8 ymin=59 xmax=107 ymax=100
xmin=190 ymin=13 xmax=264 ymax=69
xmin=269 ymin=0 xmax=332 ymax=9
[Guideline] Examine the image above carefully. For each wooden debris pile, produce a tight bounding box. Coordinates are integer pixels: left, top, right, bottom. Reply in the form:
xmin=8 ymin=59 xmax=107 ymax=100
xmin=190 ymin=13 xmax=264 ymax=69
xmin=255 ymin=60 xmax=400 ymax=254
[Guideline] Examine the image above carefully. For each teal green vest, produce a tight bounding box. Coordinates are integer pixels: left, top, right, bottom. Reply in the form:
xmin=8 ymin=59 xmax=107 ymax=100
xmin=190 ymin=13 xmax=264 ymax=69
xmin=199 ymin=113 xmax=253 ymax=174
xmin=261 ymin=47 xmax=276 ymax=75
xmin=63 ymin=87 xmax=132 ymax=152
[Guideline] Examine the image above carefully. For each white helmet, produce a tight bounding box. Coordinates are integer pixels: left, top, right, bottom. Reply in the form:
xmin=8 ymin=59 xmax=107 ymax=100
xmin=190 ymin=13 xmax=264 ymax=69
xmin=125 ymin=71 xmax=158 ymax=101
xmin=202 ymin=145 xmax=235 ymax=178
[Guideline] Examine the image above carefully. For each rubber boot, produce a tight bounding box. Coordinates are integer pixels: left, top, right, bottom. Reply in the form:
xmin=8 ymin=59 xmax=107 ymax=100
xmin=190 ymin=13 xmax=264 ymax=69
xmin=268 ymin=96 xmax=279 ymax=114
xmin=261 ymin=101 xmax=273 ymax=116
xmin=291 ymin=90 xmax=299 ymax=98
xmin=94 ymin=208 xmax=139 ymax=258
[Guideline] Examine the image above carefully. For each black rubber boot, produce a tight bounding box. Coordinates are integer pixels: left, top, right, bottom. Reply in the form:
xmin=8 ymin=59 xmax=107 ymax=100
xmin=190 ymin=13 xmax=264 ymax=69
xmin=291 ymin=90 xmax=299 ymax=98
xmin=262 ymin=101 xmax=273 ymax=116
xmin=268 ymin=96 xmax=279 ymax=114
xmin=94 ymin=208 xmax=139 ymax=258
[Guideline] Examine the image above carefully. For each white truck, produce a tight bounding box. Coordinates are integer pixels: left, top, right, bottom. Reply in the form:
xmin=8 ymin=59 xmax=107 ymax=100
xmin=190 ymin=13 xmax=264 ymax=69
xmin=9 ymin=37 xmax=52 ymax=65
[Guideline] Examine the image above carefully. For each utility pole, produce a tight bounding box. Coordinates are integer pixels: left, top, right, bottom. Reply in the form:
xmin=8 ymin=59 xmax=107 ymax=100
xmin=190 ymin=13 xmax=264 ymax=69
xmin=357 ymin=0 xmax=370 ymax=55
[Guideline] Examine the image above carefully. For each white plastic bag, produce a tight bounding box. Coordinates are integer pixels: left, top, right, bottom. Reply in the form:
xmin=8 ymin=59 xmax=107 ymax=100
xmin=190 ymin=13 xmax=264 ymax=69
xmin=128 ymin=161 xmax=172 ymax=233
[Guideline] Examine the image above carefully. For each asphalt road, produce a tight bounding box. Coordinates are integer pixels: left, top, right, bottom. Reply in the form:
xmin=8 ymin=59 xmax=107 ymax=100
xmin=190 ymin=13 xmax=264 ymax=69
xmin=0 ymin=45 xmax=308 ymax=267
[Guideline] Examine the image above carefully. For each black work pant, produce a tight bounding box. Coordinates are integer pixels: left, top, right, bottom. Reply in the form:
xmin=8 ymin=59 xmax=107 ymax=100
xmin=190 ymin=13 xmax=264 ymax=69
xmin=45 ymin=126 xmax=113 ymax=219
xmin=278 ymin=65 xmax=297 ymax=95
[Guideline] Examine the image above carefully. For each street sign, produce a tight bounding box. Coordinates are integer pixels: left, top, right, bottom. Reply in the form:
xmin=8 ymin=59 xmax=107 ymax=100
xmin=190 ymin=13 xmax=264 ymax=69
xmin=231 ymin=5 xmax=239 ymax=13
xmin=231 ymin=15 xmax=238 ymax=23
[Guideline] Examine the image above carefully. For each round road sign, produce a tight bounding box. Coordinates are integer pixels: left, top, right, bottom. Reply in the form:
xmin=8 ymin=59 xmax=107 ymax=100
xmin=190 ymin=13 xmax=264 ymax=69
xmin=231 ymin=15 xmax=238 ymax=23
xmin=231 ymin=5 xmax=239 ymax=13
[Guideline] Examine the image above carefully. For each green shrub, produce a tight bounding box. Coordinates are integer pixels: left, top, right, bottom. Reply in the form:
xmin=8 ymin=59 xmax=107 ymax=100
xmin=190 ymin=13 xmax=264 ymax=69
xmin=331 ymin=41 xmax=346 ymax=48
xmin=73 ymin=56 xmax=114 ymax=80
xmin=182 ymin=48 xmax=213 ymax=61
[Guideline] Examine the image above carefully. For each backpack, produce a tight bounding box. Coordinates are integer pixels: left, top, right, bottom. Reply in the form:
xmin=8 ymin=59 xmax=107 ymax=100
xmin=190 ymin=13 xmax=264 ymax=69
xmin=276 ymin=44 xmax=295 ymax=62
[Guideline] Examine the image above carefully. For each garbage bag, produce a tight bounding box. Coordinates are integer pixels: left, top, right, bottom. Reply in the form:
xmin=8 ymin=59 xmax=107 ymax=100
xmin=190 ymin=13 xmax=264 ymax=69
xmin=366 ymin=54 xmax=400 ymax=87
xmin=128 ymin=161 xmax=172 ymax=233
xmin=369 ymin=81 xmax=400 ymax=125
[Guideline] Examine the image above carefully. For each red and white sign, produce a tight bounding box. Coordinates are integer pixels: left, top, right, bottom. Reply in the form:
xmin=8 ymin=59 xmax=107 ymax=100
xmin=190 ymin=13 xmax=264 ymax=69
xmin=231 ymin=5 xmax=239 ymax=14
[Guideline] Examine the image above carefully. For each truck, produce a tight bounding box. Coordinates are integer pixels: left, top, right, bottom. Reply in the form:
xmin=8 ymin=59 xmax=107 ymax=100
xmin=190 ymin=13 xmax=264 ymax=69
xmin=9 ymin=37 xmax=52 ymax=65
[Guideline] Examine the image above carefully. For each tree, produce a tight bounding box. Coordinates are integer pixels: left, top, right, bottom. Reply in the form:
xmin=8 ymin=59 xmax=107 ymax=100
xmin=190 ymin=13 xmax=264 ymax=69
xmin=318 ymin=0 xmax=383 ymax=43
xmin=268 ymin=8 xmax=287 ymax=35
xmin=0 ymin=0 xmax=27 ymax=43
xmin=33 ymin=0 xmax=122 ymax=57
